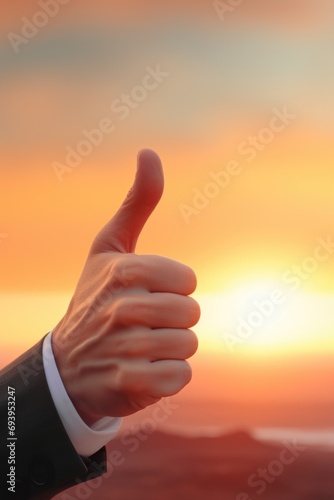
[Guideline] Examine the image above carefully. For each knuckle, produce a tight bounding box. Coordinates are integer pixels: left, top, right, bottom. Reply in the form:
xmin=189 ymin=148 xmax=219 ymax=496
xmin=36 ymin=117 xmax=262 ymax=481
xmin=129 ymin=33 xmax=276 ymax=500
xmin=119 ymin=368 xmax=147 ymax=394
xmin=129 ymin=299 xmax=150 ymax=324
xmin=112 ymin=363 xmax=128 ymax=392
xmin=108 ymin=256 xmax=130 ymax=286
xmin=116 ymin=330 xmax=152 ymax=358
xmin=112 ymin=254 xmax=147 ymax=288
xmin=109 ymin=256 xmax=125 ymax=276
xmin=110 ymin=297 xmax=134 ymax=326
xmin=132 ymin=333 xmax=152 ymax=358
xmin=112 ymin=361 xmax=133 ymax=392
xmin=130 ymin=374 xmax=148 ymax=394
xmin=122 ymin=255 xmax=142 ymax=283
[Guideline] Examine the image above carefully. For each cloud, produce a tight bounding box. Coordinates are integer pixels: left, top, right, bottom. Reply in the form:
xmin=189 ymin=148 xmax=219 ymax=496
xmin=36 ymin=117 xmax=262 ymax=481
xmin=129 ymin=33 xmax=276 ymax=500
xmin=1 ymin=20 xmax=334 ymax=147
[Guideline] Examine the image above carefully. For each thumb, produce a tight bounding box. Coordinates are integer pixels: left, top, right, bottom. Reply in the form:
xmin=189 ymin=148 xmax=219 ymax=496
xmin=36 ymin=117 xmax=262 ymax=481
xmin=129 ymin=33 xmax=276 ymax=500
xmin=92 ymin=149 xmax=164 ymax=254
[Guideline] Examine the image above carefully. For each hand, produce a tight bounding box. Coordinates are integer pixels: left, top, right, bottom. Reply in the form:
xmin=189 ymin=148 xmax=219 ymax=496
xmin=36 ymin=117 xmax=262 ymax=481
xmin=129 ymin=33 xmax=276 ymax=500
xmin=52 ymin=150 xmax=200 ymax=426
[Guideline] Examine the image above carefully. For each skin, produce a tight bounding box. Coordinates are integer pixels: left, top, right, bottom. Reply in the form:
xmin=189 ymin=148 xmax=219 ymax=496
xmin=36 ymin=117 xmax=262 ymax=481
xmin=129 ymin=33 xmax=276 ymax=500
xmin=52 ymin=149 xmax=201 ymax=426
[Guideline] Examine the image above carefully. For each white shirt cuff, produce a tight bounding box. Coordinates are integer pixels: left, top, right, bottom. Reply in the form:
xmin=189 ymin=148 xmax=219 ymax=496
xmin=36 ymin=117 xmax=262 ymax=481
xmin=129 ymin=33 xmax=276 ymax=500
xmin=42 ymin=332 xmax=122 ymax=457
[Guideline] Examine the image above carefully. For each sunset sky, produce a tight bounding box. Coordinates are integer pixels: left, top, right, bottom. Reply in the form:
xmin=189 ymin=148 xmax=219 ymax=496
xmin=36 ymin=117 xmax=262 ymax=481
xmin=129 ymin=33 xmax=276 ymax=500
xmin=1 ymin=0 xmax=334 ymax=423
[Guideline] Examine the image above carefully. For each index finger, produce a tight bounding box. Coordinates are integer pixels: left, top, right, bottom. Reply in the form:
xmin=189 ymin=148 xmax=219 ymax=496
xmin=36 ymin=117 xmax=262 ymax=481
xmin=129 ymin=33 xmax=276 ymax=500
xmin=121 ymin=254 xmax=197 ymax=295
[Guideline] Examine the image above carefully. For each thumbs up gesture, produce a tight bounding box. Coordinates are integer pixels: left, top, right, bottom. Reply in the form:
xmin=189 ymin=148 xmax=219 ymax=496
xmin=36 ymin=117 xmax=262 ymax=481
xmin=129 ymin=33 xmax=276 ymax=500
xmin=52 ymin=150 xmax=200 ymax=426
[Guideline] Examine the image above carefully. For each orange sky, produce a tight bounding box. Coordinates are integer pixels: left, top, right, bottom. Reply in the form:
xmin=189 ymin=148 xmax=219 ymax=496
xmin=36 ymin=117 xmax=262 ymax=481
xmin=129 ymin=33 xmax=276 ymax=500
xmin=1 ymin=1 xmax=334 ymax=414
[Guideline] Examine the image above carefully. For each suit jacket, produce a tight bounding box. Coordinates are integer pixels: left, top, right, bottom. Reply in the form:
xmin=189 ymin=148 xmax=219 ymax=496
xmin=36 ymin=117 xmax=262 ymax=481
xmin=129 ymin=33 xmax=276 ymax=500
xmin=0 ymin=339 xmax=107 ymax=499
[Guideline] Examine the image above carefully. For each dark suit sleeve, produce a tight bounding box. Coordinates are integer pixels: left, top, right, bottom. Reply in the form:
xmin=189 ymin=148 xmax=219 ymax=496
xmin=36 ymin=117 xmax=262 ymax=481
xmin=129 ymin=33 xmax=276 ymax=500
xmin=0 ymin=339 xmax=107 ymax=499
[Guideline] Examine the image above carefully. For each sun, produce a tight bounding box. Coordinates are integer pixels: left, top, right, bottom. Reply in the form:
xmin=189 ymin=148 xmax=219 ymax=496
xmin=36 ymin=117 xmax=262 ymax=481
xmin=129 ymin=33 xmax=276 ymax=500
xmin=195 ymin=278 xmax=334 ymax=355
